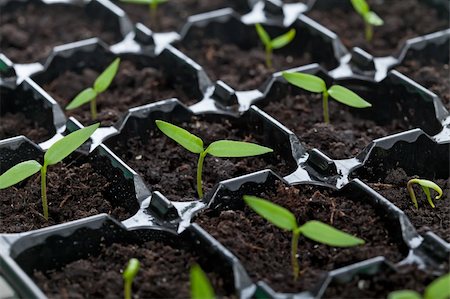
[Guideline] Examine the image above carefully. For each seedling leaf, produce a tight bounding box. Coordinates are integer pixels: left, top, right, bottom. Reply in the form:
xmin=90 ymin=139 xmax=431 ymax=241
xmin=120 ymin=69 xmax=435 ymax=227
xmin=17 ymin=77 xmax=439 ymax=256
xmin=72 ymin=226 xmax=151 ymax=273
xmin=44 ymin=123 xmax=99 ymax=166
xmin=351 ymin=0 xmax=369 ymax=16
xmin=328 ymin=85 xmax=372 ymax=108
xmin=282 ymin=72 xmax=326 ymax=93
xmin=206 ymin=140 xmax=273 ymax=158
xmin=0 ymin=160 xmax=42 ymax=189
xmin=244 ymin=195 xmax=298 ymax=231
xmin=271 ymin=29 xmax=296 ymax=49
xmin=94 ymin=58 xmax=121 ymax=93
xmin=190 ymin=264 xmax=215 ymax=299
xmin=66 ymin=87 xmax=97 ymax=110
xmin=407 ymin=178 xmax=443 ymax=209
xmin=155 ymin=120 xmax=204 ymax=154
xmin=388 ymin=290 xmax=422 ymax=299
xmin=425 ymin=273 xmax=450 ymax=299
xmin=300 ymin=220 xmax=365 ymax=247
xmin=255 ymin=24 xmax=271 ymax=47
xmin=365 ymin=11 xmax=384 ymax=26
xmin=123 ymin=258 xmax=140 ymax=281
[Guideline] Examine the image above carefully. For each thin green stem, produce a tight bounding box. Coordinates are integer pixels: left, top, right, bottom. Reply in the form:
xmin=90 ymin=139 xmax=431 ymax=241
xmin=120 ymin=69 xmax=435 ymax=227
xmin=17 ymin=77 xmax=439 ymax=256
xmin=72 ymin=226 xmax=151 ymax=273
xmin=291 ymin=230 xmax=300 ymax=281
xmin=196 ymin=151 xmax=207 ymax=199
xmin=365 ymin=22 xmax=373 ymax=42
xmin=149 ymin=2 xmax=158 ymax=28
xmin=41 ymin=164 xmax=48 ymax=220
xmin=407 ymin=179 xmax=420 ymax=209
xmin=265 ymin=46 xmax=273 ymax=69
xmin=322 ymin=90 xmax=330 ymax=124
xmin=90 ymin=96 xmax=97 ymax=120
xmin=124 ymin=280 xmax=131 ymax=299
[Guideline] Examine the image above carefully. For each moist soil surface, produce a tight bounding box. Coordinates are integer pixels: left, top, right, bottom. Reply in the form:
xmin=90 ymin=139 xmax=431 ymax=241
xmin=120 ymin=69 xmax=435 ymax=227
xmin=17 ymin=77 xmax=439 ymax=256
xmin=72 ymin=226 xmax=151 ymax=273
xmin=43 ymin=60 xmax=191 ymax=126
xmin=113 ymin=0 xmax=250 ymax=33
xmin=260 ymin=90 xmax=409 ymax=159
xmin=33 ymin=241 xmax=234 ymax=298
xmin=107 ymin=116 xmax=296 ymax=202
xmin=322 ymin=265 xmax=442 ymax=298
xmin=0 ymin=155 xmax=131 ymax=234
xmin=397 ymin=59 xmax=450 ymax=110
xmin=0 ymin=2 xmax=120 ymax=64
xmin=0 ymin=112 xmax=51 ymax=143
xmin=368 ymin=168 xmax=450 ymax=242
xmin=195 ymin=182 xmax=404 ymax=293
xmin=307 ymin=0 xmax=449 ymax=57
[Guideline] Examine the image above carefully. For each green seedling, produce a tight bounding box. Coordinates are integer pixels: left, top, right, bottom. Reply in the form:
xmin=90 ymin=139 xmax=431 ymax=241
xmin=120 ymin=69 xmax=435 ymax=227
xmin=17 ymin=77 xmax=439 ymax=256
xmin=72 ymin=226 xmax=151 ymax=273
xmin=190 ymin=264 xmax=215 ymax=299
xmin=0 ymin=123 xmax=99 ymax=220
xmin=120 ymin=0 xmax=167 ymax=26
xmin=350 ymin=0 xmax=384 ymax=42
xmin=155 ymin=120 xmax=273 ymax=199
xmin=282 ymin=71 xmax=372 ymax=124
xmin=407 ymin=178 xmax=443 ymax=209
xmin=123 ymin=258 xmax=141 ymax=299
xmin=388 ymin=272 xmax=450 ymax=299
xmin=255 ymin=23 xmax=296 ymax=69
xmin=66 ymin=58 xmax=120 ymax=120
xmin=243 ymin=195 xmax=365 ymax=280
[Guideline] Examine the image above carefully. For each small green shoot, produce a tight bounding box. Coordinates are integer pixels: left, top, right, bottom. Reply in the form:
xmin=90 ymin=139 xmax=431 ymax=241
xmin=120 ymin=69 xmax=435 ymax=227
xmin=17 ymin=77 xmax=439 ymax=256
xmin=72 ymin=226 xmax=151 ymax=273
xmin=407 ymin=178 xmax=443 ymax=209
xmin=282 ymin=71 xmax=372 ymax=124
xmin=243 ymin=195 xmax=364 ymax=280
xmin=190 ymin=264 xmax=215 ymax=299
xmin=155 ymin=120 xmax=273 ymax=199
xmin=120 ymin=0 xmax=167 ymax=26
xmin=0 ymin=123 xmax=99 ymax=220
xmin=388 ymin=272 xmax=450 ymax=299
xmin=123 ymin=258 xmax=140 ymax=299
xmin=255 ymin=24 xmax=296 ymax=69
xmin=66 ymin=58 xmax=120 ymax=120
xmin=350 ymin=0 xmax=384 ymax=42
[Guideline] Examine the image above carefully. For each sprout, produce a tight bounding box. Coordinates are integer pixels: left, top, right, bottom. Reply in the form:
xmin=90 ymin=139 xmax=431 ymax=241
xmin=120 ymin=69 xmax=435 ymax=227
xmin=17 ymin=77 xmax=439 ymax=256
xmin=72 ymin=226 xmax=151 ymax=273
xmin=123 ymin=258 xmax=140 ymax=299
xmin=120 ymin=0 xmax=168 ymax=26
xmin=282 ymin=71 xmax=372 ymax=124
xmin=155 ymin=120 xmax=273 ymax=199
xmin=407 ymin=178 xmax=443 ymax=209
xmin=388 ymin=272 xmax=450 ymax=299
xmin=66 ymin=58 xmax=120 ymax=120
xmin=190 ymin=264 xmax=215 ymax=299
xmin=255 ymin=24 xmax=296 ymax=69
xmin=243 ymin=195 xmax=365 ymax=280
xmin=350 ymin=0 xmax=384 ymax=42
xmin=0 ymin=123 xmax=99 ymax=220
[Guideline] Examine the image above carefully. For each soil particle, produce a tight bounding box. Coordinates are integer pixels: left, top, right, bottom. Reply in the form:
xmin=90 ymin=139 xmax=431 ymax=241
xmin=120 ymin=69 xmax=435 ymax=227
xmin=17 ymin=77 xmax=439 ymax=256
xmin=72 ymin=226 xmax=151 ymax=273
xmin=0 ymin=112 xmax=50 ymax=143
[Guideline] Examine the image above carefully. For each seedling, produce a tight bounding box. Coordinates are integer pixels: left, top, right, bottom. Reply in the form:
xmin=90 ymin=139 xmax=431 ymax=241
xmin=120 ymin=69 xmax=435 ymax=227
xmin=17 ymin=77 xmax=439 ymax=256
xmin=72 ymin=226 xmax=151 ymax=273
xmin=66 ymin=58 xmax=120 ymax=120
xmin=407 ymin=178 xmax=443 ymax=209
xmin=0 ymin=123 xmax=99 ymax=220
xmin=350 ymin=0 xmax=384 ymax=42
xmin=123 ymin=258 xmax=140 ymax=299
xmin=190 ymin=264 xmax=215 ymax=299
xmin=243 ymin=195 xmax=365 ymax=280
xmin=255 ymin=24 xmax=296 ymax=69
xmin=120 ymin=0 xmax=167 ymax=26
xmin=388 ymin=272 xmax=450 ymax=299
xmin=282 ymin=71 xmax=372 ymax=124
xmin=155 ymin=120 xmax=273 ymax=199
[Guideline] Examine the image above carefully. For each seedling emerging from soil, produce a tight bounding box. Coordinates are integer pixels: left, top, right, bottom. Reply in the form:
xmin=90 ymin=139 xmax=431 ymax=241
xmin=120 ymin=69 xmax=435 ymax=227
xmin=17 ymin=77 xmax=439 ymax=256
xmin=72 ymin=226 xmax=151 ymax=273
xmin=282 ymin=71 xmax=372 ymax=124
xmin=350 ymin=0 xmax=383 ymax=42
xmin=255 ymin=24 xmax=296 ymax=69
xmin=407 ymin=178 xmax=443 ymax=209
xmin=243 ymin=195 xmax=365 ymax=280
xmin=388 ymin=272 xmax=450 ymax=299
xmin=123 ymin=258 xmax=140 ymax=299
xmin=66 ymin=58 xmax=120 ymax=120
xmin=0 ymin=123 xmax=99 ymax=220
xmin=155 ymin=120 xmax=273 ymax=199
xmin=120 ymin=0 xmax=167 ymax=26
xmin=190 ymin=264 xmax=215 ymax=299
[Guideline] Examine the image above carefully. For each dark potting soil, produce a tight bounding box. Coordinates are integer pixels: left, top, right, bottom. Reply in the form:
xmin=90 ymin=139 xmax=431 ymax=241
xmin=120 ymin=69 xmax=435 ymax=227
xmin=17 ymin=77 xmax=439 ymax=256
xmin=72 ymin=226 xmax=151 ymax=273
xmin=397 ymin=59 xmax=450 ymax=110
xmin=108 ymin=116 xmax=296 ymax=202
xmin=0 ymin=2 xmax=120 ymax=64
xmin=260 ymin=89 xmax=409 ymax=159
xmin=322 ymin=265 xmax=440 ymax=298
xmin=307 ymin=0 xmax=449 ymax=57
xmin=113 ymin=0 xmax=250 ymax=33
xmin=0 ymin=155 xmax=132 ymax=234
xmin=33 ymin=241 xmax=234 ymax=298
xmin=0 ymin=112 xmax=50 ymax=143
xmin=369 ymin=168 xmax=450 ymax=242
xmin=195 ymin=182 xmax=404 ymax=293
xmin=42 ymin=60 xmax=191 ymax=126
